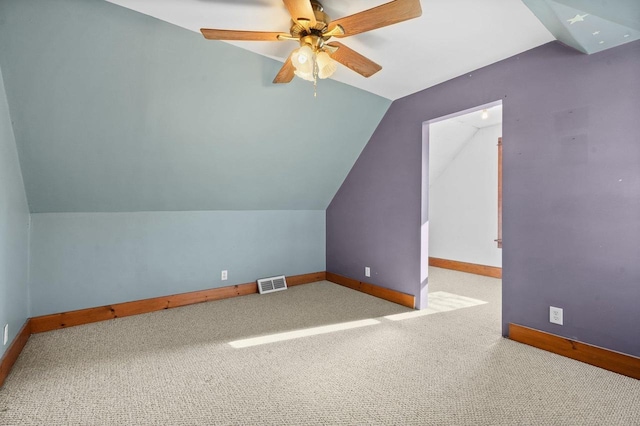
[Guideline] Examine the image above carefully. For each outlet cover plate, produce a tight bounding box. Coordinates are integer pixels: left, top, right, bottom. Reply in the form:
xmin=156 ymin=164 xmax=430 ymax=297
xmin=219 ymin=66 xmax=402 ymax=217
xmin=550 ymin=306 xmax=563 ymax=325
xmin=3 ymin=324 xmax=8 ymax=345
xmin=221 ymin=270 xmax=228 ymax=281
xmin=365 ymin=267 xmax=371 ymax=277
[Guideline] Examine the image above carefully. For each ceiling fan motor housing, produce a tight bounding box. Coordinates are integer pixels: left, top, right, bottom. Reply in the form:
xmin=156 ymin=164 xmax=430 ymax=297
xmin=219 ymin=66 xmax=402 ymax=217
xmin=290 ymin=1 xmax=331 ymax=40
xmin=200 ymin=0 xmax=422 ymax=83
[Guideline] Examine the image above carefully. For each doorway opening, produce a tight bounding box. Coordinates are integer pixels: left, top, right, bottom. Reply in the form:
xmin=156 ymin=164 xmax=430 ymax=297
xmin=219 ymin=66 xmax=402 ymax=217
xmin=418 ymin=101 xmax=503 ymax=309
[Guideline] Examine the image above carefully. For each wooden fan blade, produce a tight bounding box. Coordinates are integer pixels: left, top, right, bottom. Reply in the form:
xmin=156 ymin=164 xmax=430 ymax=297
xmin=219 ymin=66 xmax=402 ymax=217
xmin=329 ymin=0 xmax=422 ymax=37
xmin=327 ymin=42 xmax=381 ymax=78
xmin=282 ymin=0 xmax=317 ymax=27
xmin=273 ymin=54 xmax=295 ymax=84
xmin=201 ymin=29 xmax=288 ymax=41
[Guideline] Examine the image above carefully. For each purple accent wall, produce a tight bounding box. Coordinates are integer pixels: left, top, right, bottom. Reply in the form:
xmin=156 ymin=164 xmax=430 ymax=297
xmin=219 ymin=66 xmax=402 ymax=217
xmin=327 ymin=41 xmax=640 ymax=356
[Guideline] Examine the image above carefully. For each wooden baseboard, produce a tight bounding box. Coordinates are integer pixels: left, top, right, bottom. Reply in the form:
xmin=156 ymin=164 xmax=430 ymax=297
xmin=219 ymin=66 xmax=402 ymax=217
xmin=325 ymin=272 xmax=415 ymax=309
xmin=1 ymin=272 xmax=324 ymax=388
xmin=509 ymin=324 xmax=640 ymax=380
xmin=429 ymin=257 xmax=502 ymax=279
xmin=0 ymin=320 xmax=31 ymax=388
xmin=287 ymin=271 xmax=326 ymax=286
xmin=30 ymin=271 xmax=325 ymax=334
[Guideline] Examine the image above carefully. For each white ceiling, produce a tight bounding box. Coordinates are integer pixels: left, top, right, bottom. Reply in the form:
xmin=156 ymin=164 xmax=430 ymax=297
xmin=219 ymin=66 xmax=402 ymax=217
xmin=446 ymin=104 xmax=503 ymax=130
xmin=105 ymin=0 xmax=555 ymax=100
xmin=429 ymin=104 xmax=502 ymax=186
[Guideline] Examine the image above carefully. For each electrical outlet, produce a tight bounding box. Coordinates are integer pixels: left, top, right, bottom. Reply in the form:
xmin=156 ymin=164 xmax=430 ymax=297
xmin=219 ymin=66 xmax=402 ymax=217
xmin=3 ymin=324 xmax=8 ymax=346
xmin=550 ymin=306 xmax=563 ymax=325
xmin=365 ymin=267 xmax=371 ymax=277
xmin=221 ymin=270 xmax=228 ymax=281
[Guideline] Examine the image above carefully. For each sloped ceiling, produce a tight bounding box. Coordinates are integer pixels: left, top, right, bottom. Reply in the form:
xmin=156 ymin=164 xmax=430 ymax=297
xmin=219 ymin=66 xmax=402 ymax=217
xmin=429 ymin=123 xmax=478 ymax=188
xmin=522 ymin=0 xmax=640 ymax=54
xmin=429 ymin=104 xmax=502 ymax=187
xmin=103 ymin=0 xmax=640 ymax=99
xmin=104 ymin=0 xmax=556 ymax=100
xmin=0 ymin=0 xmax=390 ymax=213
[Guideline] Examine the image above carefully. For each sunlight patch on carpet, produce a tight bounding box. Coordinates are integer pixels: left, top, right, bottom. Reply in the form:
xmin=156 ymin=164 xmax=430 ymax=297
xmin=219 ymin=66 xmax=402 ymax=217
xmin=228 ymin=319 xmax=381 ymax=348
xmin=384 ymin=291 xmax=487 ymax=321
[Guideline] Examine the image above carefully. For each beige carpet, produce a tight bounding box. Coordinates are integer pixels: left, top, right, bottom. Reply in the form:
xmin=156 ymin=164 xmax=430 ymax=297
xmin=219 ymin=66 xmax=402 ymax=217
xmin=1 ymin=267 xmax=639 ymax=425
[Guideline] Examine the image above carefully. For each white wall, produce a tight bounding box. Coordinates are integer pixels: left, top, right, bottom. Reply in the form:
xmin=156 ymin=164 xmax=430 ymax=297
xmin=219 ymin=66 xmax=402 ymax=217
xmin=429 ymin=124 xmax=502 ymax=267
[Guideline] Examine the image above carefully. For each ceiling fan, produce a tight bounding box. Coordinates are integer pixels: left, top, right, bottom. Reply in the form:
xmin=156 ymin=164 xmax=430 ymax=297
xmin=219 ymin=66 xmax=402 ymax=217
xmin=200 ymin=0 xmax=422 ymax=85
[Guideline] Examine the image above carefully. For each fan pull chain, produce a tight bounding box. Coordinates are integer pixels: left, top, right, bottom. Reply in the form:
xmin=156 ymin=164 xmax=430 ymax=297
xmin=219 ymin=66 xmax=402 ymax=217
xmin=313 ymin=60 xmax=318 ymax=98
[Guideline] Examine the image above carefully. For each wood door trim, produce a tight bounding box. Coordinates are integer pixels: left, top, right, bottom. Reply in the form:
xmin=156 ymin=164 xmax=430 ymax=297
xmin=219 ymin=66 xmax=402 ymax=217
xmin=497 ymin=136 xmax=503 ymax=248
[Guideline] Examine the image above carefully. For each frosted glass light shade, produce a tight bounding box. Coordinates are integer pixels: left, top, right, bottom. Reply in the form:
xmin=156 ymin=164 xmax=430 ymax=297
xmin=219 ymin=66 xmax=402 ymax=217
xmin=294 ymin=69 xmax=315 ymax=82
xmin=316 ymin=51 xmax=337 ymax=79
xmin=292 ymin=45 xmax=314 ymax=75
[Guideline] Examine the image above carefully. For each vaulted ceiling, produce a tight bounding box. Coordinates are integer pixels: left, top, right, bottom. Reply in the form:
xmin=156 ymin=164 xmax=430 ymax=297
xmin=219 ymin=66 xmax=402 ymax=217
xmin=0 ymin=0 xmax=389 ymax=213
xmin=429 ymin=104 xmax=503 ymax=188
xmin=522 ymin=0 xmax=640 ymax=54
xmin=105 ymin=0 xmax=556 ymax=100
xmin=1 ymin=0 xmax=637 ymax=214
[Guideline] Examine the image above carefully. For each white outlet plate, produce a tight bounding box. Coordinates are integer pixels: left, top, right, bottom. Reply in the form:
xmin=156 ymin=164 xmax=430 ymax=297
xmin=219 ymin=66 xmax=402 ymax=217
xmin=365 ymin=267 xmax=371 ymax=277
xmin=221 ymin=270 xmax=228 ymax=281
xmin=550 ymin=306 xmax=563 ymax=325
xmin=3 ymin=324 xmax=8 ymax=345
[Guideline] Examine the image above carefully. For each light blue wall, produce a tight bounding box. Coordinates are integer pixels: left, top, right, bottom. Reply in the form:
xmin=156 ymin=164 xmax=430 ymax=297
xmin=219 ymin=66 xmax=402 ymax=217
xmin=0 ymin=0 xmax=390 ymax=213
xmin=0 ymin=0 xmax=388 ymax=319
xmin=29 ymin=211 xmax=325 ymax=316
xmin=0 ymin=65 xmax=30 ymax=356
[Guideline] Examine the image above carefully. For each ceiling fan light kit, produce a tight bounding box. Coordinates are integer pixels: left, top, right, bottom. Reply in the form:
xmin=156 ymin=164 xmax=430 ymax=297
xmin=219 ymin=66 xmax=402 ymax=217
xmin=200 ymin=0 xmax=422 ymax=92
xmin=316 ymin=51 xmax=337 ymax=79
xmin=289 ymin=33 xmax=340 ymax=92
